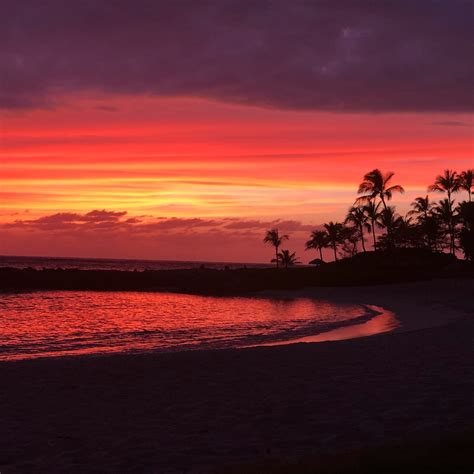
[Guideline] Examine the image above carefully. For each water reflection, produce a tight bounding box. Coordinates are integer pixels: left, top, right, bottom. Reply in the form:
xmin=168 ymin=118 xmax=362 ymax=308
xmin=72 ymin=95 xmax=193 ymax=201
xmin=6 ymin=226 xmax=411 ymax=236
xmin=0 ymin=292 xmax=397 ymax=360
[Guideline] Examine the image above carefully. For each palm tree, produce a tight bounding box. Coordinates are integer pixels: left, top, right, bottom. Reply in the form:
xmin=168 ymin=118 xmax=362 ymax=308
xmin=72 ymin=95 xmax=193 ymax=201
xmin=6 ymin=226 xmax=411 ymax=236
xmin=363 ymin=201 xmax=381 ymax=250
xmin=323 ymin=221 xmax=344 ymax=260
xmin=408 ymin=195 xmax=433 ymax=222
xmin=357 ymin=169 xmax=404 ymax=247
xmin=273 ymin=249 xmax=300 ymax=269
xmin=459 ymin=169 xmax=473 ymax=202
xmin=340 ymin=225 xmax=360 ymax=257
xmin=377 ymin=206 xmax=402 ymax=249
xmin=345 ymin=205 xmax=369 ymax=252
xmin=357 ymin=169 xmax=405 ymax=211
xmin=433 ymin=198 xmax=457 ymax=254
xmin=429 ymin=171 xmax=461 ymax=255
xmin=457 ymin=201 xmax=474 ymax=260
xmin=428 ymin=169 xmax=460 ymax=207
xmin=263 ymin=228 xmax=288 ymax=268
xmin=305 ymin=230 xmax=329 ymax=262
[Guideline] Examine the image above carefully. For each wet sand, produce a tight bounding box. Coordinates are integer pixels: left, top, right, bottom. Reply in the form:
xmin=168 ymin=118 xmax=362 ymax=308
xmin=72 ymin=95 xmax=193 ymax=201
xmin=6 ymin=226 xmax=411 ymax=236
xmin=0 ymin=278 xmax=472 ymax=473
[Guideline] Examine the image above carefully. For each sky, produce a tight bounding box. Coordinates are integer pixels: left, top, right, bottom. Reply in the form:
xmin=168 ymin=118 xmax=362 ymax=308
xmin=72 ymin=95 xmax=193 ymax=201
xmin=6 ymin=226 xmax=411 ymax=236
xmin=1 ymin=0 xmax=473 ymax=262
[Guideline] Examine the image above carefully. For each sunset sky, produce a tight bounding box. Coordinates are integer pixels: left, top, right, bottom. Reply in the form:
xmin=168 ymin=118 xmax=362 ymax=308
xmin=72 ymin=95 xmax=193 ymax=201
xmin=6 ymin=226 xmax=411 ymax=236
xmin=1 ymin=1 xmax=472 ymax=262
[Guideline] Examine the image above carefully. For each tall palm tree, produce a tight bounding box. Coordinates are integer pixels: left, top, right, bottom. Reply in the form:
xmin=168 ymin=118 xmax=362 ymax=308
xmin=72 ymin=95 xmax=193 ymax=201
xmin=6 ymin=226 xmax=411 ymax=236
xmin=357 ymin=169 xmax=405 ymax=211
xmin=363 ymin=201 xmax=381 ymax=250
xmin=323 ymin=221 xmax=344 ymax=261
xmin=345 ymin=205 xmax=369 ymax=252
xmin=263 ymin=228 xmax=289 ymax=268
xmin=305 ymin=230 xmax=329 ymax=262
xmin=459 ymin=169 xmax=473 ymax=202
xmin=429 ymin=171 xmax=461 ymax=254
xmin=357 ymin=169 xmax=404 ymax=247
xmin=273 ymin=250 xmax=300 ymax=269
xmin=428 ymin=169 xmax=460 ymax=207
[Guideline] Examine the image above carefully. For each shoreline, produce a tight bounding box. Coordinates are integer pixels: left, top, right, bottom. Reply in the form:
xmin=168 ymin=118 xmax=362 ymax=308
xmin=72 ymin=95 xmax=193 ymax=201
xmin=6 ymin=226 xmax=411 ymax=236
xmin=0 ymin=278 xmax=472 ymax=473
xmin=0 ymin=278 xmax=470 ymax=365
xmin=251 ymin=304 xmax=399 ymax=347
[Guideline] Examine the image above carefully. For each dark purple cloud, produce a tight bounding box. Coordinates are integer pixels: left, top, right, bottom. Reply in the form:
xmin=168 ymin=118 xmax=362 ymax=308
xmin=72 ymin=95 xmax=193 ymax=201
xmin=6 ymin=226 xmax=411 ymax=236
xmin=1 ymin=0 xmax=472 ymax=112
xmin=3 ymin=211 xmax=316 ymax=235
xmin=4 ymin=210 xmax=128 ymax=231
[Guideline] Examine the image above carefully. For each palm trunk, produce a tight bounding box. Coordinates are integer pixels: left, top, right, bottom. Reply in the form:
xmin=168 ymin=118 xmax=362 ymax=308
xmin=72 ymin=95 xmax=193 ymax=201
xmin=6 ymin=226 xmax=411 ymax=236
xmin=319 ymin=247 xmax=323 ymax=262
xmin=359 ymin=224 xmax=366 ymax=252
xmin=380 ymin=196 xmax=393 ymax=249
xmin=333 ymin=244 xmax=337 ymax=261
xmin=371 ymin=221 xmax=377 ymax=251
xmin=275 ymin=246 xmax=279 ymax=269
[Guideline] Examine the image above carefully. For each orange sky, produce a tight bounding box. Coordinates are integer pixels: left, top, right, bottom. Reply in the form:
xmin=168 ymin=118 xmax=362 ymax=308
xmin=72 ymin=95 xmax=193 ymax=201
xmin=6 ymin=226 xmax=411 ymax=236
xmin=1 ymin=95 xmax=472 ymax=262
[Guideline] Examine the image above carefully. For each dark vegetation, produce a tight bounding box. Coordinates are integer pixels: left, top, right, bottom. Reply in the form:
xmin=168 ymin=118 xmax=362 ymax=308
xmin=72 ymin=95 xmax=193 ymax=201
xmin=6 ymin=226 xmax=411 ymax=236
xmin=1 ymin=248 xmax=472 ymax=295
xmin=268 ymin=168 xmax=474 ymax=266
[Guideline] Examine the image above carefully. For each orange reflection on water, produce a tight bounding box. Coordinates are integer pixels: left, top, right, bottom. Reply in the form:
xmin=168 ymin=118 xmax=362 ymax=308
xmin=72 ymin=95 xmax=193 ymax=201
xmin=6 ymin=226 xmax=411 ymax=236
xmin=0 ymin=292 xmax=398 ymax=360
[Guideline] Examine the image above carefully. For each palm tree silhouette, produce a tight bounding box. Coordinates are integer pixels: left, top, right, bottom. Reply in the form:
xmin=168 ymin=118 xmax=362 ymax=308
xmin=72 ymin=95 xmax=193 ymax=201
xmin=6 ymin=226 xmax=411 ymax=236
xmin=428 ymin=171 xmax=462 ymax=254
xmin=345 ymin=205 xmax=369 ymax=252
xmin=305 ymin=230 xmax=329 ymax=262
xmin=323 ymin=221 xmax=344 ymax=260
xmin=459 ymin=169 xmax=473 ymax=202
xmin=434 ymin=198 xmax=457 ymax=254
xmin=357 ymin=169 xmax=405 ymax=211
xmin=273 ymin=249 xmax=300 ymax=269
xmin=263 ymin=228 xmax=289 ymax=268
xmin=408 ymin=196 xmax=436 ymax=250
xmin=428 ymin=169 xmax=460 ymax=208
xmin=363 ymin=201 xmax=381 ymax=250
xmin=377 ymin=206 xmax=402 ymax=248
xmin=408 ymin=195 xmax=433 ymax=221
xmin=357 ymin=169 xmax=404 ymax=248
xmin=457 ymin=201 xmax=474 ymax=260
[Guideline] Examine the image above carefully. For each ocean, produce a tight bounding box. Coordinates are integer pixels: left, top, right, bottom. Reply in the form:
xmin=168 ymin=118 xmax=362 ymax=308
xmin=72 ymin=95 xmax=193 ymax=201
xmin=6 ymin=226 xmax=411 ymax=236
xmin=0 ymin=255 xmax=271 ymax=272
xmin=0 ymin=290 xmax=381 ymax=361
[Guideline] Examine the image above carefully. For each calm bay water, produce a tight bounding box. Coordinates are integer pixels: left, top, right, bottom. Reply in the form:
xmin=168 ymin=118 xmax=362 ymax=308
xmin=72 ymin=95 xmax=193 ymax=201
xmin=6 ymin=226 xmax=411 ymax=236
xmin=0 ymin=255 xmax=271 ymax=271
xmin=0 ymin=291 xmax=380 ymax=361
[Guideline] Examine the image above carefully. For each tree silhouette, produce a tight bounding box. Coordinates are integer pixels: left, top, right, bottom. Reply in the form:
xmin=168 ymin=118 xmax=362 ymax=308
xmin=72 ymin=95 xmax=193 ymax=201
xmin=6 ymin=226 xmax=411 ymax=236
xmin=408 ymin=196 xmax=437 ymax=250
xmin=263 ymin=228 xmax=288 ymax=268
xmin=357 ymin=169 xmax=405 ymax=211
xmin=273 ymin=249 xmax=300 ymax=269
xmin=323 ymin=221 xmax=344 ymax=260
xmin=305 ymin=230 xmax=329 ymax=262
xmin=357 ymin=169 xmax=404 ymax=247
xmin=459 ymin=169 xmax=473 ymax=202
xmin=428 ymin=169 xmax=460 ymax=208
xmin=408 ymin=195 xmax=433 ymax=221
xmin=363 ymin=201 xmax=381 ymax=250
xmin=457 ymin=201 xmax=474 ymax=259
xmin=345 ymin=205 xmax=369 ymax=252
xmin=340 ymin=225 xmax=360 ymax=257
xmin=376 ymin=206 xmax=402 ymax=249
xmin=433 ymin=198 xmax=457 ymax=254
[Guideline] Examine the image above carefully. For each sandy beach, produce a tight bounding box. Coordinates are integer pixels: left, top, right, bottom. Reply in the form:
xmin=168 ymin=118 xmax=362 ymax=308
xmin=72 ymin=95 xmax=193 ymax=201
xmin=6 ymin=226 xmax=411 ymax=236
xmin=0 ymin=278 xmax=472 ymax=473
